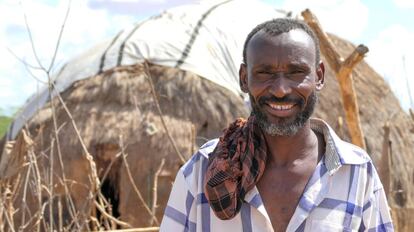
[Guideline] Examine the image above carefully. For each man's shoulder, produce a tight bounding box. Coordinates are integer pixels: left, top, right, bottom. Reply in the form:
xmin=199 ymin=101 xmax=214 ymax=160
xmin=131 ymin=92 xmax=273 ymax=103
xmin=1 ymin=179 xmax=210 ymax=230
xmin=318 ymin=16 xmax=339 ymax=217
xmin=180 ymin=138 xmax=218 ymax=178
xmin=335 ymin=139 xmax=371 ymax=165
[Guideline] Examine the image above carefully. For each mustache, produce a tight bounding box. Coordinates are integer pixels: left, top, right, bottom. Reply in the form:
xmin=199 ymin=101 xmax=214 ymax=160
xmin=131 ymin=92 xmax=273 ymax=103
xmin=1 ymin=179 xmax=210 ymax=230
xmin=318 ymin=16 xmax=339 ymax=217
xmin=257 ymin=95 xmax=304 ymax=106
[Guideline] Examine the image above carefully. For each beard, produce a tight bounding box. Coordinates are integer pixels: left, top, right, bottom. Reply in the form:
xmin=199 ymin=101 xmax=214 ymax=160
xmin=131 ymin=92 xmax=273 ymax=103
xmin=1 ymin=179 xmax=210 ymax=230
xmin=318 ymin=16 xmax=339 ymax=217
xmin=250 ymin=91 xmax=318 ymax=136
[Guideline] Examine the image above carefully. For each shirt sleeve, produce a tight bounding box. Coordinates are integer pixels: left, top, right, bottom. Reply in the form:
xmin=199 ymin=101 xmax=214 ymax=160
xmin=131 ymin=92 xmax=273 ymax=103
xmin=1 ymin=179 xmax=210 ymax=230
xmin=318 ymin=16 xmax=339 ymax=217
xmin=360 ymin=186 xmax=394 ymax=231
xmin=160 ymin=168 xmax=196 ymax=232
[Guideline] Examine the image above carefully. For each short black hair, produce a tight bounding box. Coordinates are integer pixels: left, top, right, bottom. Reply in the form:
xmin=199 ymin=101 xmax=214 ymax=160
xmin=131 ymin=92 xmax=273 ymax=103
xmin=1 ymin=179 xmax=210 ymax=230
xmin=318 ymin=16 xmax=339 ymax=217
xmin=242 ymin=18 xmax=320 ymax=67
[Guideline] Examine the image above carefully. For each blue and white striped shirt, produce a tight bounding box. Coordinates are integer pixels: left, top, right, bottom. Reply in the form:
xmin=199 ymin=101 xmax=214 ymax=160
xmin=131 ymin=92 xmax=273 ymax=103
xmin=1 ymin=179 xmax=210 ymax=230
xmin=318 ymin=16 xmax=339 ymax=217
xmin=160 ymin=119 xmax=394 ymax=231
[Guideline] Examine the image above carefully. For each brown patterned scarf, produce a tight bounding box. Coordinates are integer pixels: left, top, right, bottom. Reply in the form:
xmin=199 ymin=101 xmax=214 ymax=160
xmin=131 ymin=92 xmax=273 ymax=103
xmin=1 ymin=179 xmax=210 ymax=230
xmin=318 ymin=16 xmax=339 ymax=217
xmin=204 ymin=116 xmax=267 ymax=220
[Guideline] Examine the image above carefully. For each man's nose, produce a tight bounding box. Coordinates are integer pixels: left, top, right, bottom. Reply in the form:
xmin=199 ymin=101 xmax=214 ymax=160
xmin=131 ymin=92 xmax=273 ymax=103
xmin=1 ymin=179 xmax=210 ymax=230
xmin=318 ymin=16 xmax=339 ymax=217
xmin=268 ymin=74 xmax=292 ymax=98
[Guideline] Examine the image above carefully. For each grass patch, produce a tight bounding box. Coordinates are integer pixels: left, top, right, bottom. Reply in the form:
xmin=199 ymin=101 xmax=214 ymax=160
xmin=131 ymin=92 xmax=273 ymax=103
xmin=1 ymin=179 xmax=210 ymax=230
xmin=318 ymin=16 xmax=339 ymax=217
xmin=0 ymin=116 xmax=12 ymax=137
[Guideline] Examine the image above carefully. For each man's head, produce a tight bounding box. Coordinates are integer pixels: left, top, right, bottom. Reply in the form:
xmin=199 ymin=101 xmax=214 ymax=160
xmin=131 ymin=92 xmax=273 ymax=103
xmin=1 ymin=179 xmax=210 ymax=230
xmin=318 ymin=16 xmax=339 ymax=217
xmin=242 ymin=18 xmax=321 ymax=67
xmin=239 ymin=18 xmax=325 ymax=136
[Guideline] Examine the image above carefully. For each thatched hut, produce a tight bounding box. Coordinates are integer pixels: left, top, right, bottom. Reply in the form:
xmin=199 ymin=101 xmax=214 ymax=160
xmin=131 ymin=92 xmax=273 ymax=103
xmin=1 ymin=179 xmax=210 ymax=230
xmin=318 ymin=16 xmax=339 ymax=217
xmin=9 ymin=63 xmax=249 ymax=228
xmin=0 ymin=0 xmax=413 ymax=231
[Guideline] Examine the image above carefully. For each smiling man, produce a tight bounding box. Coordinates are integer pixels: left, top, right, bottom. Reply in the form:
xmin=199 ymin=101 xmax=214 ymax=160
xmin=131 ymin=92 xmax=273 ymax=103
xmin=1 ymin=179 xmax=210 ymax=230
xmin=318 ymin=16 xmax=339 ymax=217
xmin=160 ymin=18 xmax=393 ymax=232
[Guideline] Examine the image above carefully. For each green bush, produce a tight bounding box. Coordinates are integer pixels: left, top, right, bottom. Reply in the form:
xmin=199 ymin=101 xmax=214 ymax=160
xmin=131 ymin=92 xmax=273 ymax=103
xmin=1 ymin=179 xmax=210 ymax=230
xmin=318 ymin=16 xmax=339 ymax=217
xmin=0 ymin=116 xmax=12 ymax=138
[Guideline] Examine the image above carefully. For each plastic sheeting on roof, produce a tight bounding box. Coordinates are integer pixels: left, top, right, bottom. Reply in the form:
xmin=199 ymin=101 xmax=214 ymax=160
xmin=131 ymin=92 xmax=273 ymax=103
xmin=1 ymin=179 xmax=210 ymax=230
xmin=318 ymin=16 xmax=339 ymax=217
xmin=8 ymin=0 xmax=287 ymax=139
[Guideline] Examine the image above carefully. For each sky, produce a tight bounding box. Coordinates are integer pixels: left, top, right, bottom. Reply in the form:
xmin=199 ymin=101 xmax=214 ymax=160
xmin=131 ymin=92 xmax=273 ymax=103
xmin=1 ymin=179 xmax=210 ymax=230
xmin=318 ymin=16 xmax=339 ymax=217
xmin=1 ymin=0 xmax=413 ymax=116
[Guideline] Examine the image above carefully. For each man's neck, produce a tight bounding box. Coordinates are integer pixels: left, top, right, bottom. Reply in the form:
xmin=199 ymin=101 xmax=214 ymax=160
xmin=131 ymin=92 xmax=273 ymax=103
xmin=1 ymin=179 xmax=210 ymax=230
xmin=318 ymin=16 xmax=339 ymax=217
xmin=262 ymin=121 xmax=320 ymax=168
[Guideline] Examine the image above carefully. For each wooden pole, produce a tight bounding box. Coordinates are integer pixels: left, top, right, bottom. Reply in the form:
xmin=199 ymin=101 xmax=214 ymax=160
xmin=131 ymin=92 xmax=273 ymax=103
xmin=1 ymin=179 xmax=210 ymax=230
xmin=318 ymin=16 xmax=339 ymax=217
xmin=302 ymin=9 xmax=367 ymax=149
xmin=336 ymin=46 xmax=368 ymax=149
xmin=380 ymin=122 xmax=391 ymax=198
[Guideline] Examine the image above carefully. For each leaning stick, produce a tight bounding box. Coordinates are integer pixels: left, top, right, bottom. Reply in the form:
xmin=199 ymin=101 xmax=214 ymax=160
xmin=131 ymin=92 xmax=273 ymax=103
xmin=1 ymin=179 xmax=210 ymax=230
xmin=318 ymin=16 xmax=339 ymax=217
xmin=150 ymin=158 xmax=165 ymax=226
xmin=302 ymin=9 xmax=367 ymax=149
xmin=142 ymin=62 xmax=187 ymax=164
xmin=380 ymin=122 xmax=391 ymax=198
xmin=119 ymin=136 xmax=160 ymax=226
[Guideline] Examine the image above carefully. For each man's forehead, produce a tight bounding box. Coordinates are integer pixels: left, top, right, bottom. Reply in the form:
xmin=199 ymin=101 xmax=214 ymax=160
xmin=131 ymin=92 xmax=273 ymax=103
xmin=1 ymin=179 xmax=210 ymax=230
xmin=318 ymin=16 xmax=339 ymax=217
xmin=248 ymin=29 xmax=315 ymax=53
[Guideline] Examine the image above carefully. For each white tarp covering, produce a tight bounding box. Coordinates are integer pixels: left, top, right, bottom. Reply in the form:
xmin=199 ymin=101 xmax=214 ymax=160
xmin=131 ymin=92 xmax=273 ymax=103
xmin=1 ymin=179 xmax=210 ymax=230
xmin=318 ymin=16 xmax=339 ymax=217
xmin=8 ymin=0 xmax=287 ymax=139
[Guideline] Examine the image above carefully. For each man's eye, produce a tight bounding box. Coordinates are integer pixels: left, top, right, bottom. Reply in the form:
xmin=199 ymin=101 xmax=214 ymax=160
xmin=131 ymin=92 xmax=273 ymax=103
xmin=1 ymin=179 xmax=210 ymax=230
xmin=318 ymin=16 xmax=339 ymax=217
xmin=257 ymin=70 xmax=273 ymax=74
xmin=289 ymin=70 xmax=305 ymax=75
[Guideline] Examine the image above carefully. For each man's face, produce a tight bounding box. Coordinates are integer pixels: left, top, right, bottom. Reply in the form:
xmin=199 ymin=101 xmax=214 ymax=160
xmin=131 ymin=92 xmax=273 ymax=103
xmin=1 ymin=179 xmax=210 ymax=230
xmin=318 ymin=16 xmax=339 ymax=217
xmin=239 ymin=29 xmax=324 ymax=136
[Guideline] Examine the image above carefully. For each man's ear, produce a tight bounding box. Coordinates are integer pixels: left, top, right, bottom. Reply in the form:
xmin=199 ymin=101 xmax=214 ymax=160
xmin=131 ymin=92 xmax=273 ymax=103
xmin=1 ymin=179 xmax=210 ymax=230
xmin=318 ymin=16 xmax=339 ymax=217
xmin=239 ymin=63 xmax=249 ymax=93
xmin=316 ymin=61 xmax=325 ymax=91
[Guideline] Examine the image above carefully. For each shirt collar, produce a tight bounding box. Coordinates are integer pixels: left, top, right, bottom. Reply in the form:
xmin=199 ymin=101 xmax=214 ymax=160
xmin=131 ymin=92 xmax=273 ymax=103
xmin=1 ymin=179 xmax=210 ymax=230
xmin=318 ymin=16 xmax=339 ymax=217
xmin=200 ymin=119 xmax=371 ymax=174
xmin=310 ymin=118 xmax=370 ymax=175
xmin=199 ymin=138 xmax=219 ymax=158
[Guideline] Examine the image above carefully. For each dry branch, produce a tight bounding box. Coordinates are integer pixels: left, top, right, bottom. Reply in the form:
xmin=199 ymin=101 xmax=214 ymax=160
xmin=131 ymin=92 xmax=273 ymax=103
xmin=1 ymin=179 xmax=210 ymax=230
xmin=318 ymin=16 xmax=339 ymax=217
xmin=337 ymin=45 xmax=369 ymax=78
xmin=52 ymin=89 xmax=128 ymax=229
xmin=142 ymin=61 xmax=187 ymax=164
xmin=94 ymin=199 xmax=131 ymax=228
xmin=28 ymin=146 xmax=43 ymax=232
xmin=301 ymin=9 xmax=342 ymax=72
xmin=52 ymin=88 xmax=101 ymax=190
xmin=150 ymin=158 xmax=165 ymax=226
xmin=119 ymin=136 xmax=160 ymax=226
xmin=335 ymin=46 xmax=368 ymax=149
xmin=381 ymin=122 xmax=391 ymax=198
xmin=15 ymin=1 xmax=126 ymax=229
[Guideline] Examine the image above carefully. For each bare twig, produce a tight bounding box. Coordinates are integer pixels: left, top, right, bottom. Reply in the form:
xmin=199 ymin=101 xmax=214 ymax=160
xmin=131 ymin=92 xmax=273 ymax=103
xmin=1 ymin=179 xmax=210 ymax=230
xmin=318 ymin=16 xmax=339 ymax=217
xmin=20 ymin=1 xmax=46 ymax=71
xmin=150 ymin=158 xmax=165 ymax=226
xmin=20 ymin=0 xmax=72 ymax=74
xmin=48 ymin=91 xmax=79 ymax=229
xmin=58 ymin=196 xmax=63 ymax=232
xmin=142 ymin=61 xmax=186 ymax=164
xmin=3 ymin=204 xmax=16 ymax=232
xmin=337 ymin=45 xmax=369 ymax=77
xmin=10 ymin=173 xmax=23 ymax=208
xmin=4 ymin=178 xmax=19 ymax=230
xmin=6 ymin=47 xmax=44 ymax=71
xmin=380 ymin=122 xmax=391 ymax=198
xmin=119 ymin=136 xmax=160 ymax=226
xmin=47 ymin=0 xmax=72 ymax=72
xmin=103 ymin=202 xmax=114 ymax=230
xmin=73 ymin=152 xmax=123 ymax=230
xmin=51 ymin=85 xmax=101 ymax=190
xmin=18 ymin=0 xmax=108 ymax=229
xmin=94 ymin=199 xmax=131 ymax=228
xmin=90 ymin=216 xmax=100 ymax=232
xmin=48 ymin=127 xmax=55 ymax=232
xmin=96 ymin=191 xmax=113 ymax=230
xmin=20 ymin=149 xmax=33 ymax=230
xmin=27 ymin=147 xmax=43 ymax=232
xmin=100 ymin=152 xmax=122 ymax=187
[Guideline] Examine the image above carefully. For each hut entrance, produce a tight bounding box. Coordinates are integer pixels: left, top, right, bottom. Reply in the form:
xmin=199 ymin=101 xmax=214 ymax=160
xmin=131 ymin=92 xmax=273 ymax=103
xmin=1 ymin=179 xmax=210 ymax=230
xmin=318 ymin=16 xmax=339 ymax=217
xmin=94 ymin=143 xmax=122 ymax=226
xmin=97 ymin=177 xmax=120 ymax=222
